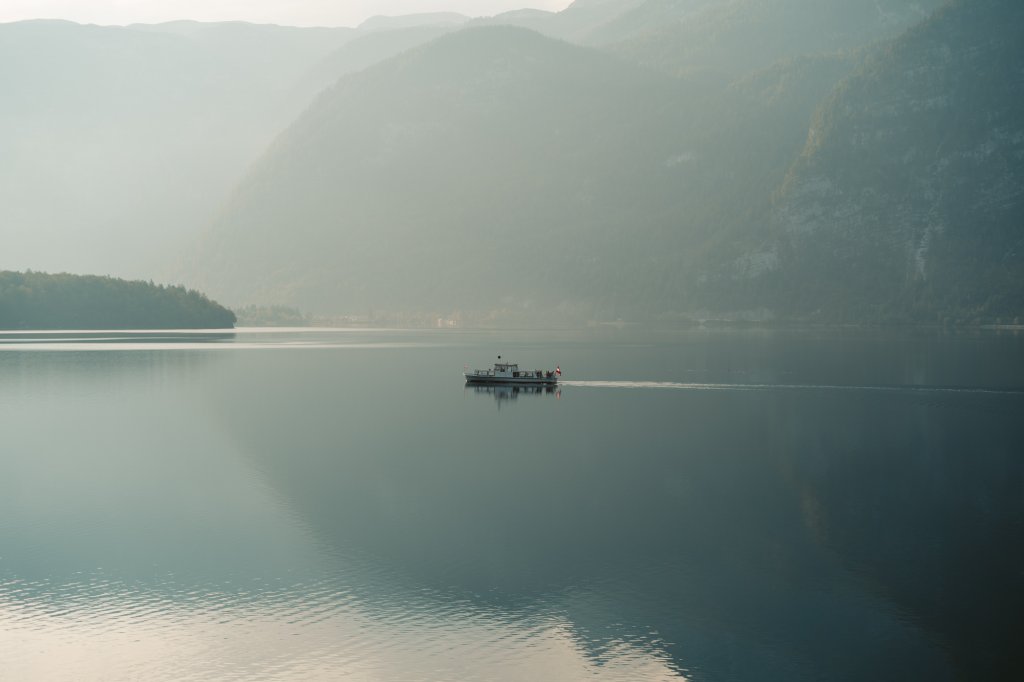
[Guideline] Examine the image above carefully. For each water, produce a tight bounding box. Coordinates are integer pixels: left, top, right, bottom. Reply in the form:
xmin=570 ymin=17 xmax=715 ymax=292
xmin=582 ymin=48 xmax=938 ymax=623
xmin=1 ymin=327 xmax=1021 ymax=681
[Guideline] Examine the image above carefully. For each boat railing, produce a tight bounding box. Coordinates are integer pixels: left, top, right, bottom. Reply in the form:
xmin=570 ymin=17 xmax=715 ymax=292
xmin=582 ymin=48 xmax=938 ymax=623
xmin=466 ymin=366 xmax=558 ymax=380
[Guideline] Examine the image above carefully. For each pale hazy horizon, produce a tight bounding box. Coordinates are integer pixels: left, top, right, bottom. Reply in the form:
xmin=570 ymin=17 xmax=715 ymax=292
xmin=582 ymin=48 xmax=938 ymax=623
xmin=0 ymin=0 xmax=574 ymax=28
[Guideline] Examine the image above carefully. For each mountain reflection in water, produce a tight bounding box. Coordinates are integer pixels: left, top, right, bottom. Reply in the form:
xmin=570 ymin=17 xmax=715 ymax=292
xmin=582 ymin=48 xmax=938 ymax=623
xmin=0 ymin=328 xmax=1021 ymax=681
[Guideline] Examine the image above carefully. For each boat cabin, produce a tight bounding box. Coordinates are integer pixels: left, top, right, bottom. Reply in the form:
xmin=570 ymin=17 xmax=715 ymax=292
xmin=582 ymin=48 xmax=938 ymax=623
xmin=493 ymin=361 xmax=519 ymax=378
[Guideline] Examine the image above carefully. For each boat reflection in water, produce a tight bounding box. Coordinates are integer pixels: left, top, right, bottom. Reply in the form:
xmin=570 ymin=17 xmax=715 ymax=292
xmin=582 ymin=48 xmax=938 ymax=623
xmin=468 ymin=383 xmax=561 ymax=405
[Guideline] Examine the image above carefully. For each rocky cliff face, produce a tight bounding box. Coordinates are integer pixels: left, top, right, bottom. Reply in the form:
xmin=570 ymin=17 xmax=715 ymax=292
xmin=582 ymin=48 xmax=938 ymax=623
xmin=755 ymin=0 xmax=1024 ymax=322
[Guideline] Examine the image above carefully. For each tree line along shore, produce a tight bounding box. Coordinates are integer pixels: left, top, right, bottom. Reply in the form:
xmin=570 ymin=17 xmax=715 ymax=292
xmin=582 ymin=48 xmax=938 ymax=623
xmin=0 ymin=271 xmax=235 ymax=329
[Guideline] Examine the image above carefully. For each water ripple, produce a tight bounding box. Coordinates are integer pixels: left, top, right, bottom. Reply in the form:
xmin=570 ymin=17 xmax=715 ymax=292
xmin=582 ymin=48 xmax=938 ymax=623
xmin=561 ymin=379 xmax=1024 ymax=395
xmin=0 ymin=572 xmax=686 ymax=681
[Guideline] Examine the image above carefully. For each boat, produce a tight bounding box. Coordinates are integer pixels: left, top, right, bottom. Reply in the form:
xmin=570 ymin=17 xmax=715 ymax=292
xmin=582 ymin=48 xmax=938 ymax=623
xmin=464 ymin=356 xmax=560 ymax=385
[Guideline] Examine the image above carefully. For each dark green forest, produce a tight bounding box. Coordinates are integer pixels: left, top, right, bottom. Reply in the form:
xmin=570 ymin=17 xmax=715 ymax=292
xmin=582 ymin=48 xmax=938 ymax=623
xmin=0 ymin=271 xmax=235 ymax=329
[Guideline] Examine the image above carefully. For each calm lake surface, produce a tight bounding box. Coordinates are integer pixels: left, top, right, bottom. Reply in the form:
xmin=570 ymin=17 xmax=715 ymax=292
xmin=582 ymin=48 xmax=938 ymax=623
xmin=1 ymin=327 xmax=1021 ymax=681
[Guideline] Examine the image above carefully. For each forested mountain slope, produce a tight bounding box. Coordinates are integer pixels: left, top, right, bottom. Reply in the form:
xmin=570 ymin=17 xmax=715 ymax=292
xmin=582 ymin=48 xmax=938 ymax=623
xmin=187 ymin=21 xmax=876 ymax=321
xmin=722 ymin=0 xmax=1024 ymax=323
xmin=0 ymin=271 xmax=235 ymax=329
xmin=16 ymin=0 xmax=1017 ymax=325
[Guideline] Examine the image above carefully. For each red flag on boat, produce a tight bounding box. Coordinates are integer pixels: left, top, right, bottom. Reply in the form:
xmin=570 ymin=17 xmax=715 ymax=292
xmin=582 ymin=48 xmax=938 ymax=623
xmin=555 ymin=366 xmax=561 ymax=376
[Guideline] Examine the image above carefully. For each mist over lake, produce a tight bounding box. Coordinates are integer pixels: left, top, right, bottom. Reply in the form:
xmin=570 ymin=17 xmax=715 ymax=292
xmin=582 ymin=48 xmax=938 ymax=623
xmin=2 ymin=328 xmax=1021 ymax=680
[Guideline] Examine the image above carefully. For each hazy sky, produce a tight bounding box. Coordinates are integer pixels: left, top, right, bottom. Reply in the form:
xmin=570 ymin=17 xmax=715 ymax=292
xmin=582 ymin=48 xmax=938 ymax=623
xmin=0 ymin=1 xmax=573 ymax=28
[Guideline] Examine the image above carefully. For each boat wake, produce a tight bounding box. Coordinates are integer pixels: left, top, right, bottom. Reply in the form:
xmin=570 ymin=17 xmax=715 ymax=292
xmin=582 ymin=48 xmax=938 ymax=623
xmin=559 ymin=380 xmax=1024 ymax=396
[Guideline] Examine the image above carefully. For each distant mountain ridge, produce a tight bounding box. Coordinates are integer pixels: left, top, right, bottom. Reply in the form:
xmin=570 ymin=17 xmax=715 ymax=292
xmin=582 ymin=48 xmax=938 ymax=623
xmin=0 ymin=16 xmax=471 ymax=282
xmin=482 ymin=0 xmax=942 ymax=76
xmin=301 ymin=25 xmax=458 ymax=94
xmin=0 ymin=19 xmax=354 ymax=280
xmin=358 ymin=13 xmax=470 ymax=31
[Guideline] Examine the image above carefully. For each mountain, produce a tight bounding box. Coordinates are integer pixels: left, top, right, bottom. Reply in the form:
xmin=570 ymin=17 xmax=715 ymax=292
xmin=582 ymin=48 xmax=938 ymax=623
xmin=476 ymin=0 xmax=941 ymax=78
xmin=190 ymin=26 xmax=696 ymax=319
xmin=188 ymin=22 xmax=866 ymax=321
xmin=301 ymin=25 xmax=457 ymax=95
xmin=358 ymin=13 xmax=470 ymax=31
xmin=717 ymin=0 xmax=1024 ymax=323
xmin=603 ymin=0 xmax=943 ymax=77
xmin=472 ymin=0 xmax=646 ymax=43
xmin=0 ymin=20 xmax=352 ymax=281
xmin=179 ymin=0 xmax=1022 ymax=325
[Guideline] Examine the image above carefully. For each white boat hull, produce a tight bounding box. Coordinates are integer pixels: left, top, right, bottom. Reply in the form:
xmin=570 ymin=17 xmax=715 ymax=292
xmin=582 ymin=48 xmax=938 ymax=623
xmin=464 ymin=372 xmax=558 ymax=385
